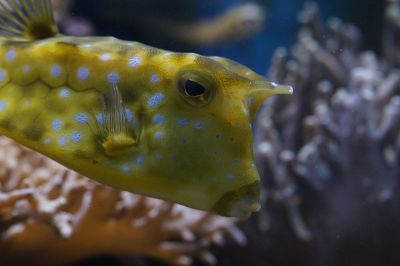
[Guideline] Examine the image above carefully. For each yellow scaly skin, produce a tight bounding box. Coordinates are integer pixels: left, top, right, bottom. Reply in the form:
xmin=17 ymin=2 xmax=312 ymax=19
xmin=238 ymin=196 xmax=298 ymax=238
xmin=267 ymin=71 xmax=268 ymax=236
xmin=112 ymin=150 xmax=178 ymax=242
xmin=0 ymin=1 xmax=292 ymax=217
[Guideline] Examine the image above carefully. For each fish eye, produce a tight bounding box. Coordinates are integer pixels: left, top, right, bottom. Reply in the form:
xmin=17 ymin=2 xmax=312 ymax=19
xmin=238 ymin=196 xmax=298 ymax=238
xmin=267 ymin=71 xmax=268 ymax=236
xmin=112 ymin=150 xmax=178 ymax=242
xmin=178 ymin=70 xmax=216 ymax=106
xmin=185 ymin=80 xmax=205 ymax=97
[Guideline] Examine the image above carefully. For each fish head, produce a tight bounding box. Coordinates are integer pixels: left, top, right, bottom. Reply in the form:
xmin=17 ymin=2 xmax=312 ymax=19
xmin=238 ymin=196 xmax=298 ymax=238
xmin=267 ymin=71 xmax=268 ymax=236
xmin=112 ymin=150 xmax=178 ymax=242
xmin=140 ymin=53 xmax=292 ymax=217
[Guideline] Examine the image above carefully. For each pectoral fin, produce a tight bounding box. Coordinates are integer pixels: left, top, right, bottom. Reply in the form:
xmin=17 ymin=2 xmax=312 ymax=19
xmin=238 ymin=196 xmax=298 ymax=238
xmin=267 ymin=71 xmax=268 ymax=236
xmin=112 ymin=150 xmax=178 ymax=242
xmin=95 ymin=85 xmax=141 ymax=157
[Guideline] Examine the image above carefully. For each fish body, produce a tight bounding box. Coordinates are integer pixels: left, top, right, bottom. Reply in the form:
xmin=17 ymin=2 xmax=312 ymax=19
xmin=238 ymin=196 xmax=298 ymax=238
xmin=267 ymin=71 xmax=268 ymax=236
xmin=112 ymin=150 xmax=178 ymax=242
xmin=0 ymin=0 xmax=292 ymax=217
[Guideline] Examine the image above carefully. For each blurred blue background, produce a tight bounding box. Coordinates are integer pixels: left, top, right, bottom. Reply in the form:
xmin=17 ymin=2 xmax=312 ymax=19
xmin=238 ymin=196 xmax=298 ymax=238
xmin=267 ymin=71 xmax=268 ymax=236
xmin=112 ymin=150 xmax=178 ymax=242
xmin=72 ymin=0 xmax=384 ymax=75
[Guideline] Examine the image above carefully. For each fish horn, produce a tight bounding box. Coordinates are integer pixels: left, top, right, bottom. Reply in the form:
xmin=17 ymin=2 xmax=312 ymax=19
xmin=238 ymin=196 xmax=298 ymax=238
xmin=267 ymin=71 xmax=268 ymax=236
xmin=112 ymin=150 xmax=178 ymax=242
xmin=246 ymin=80 xmax=293 ymax=119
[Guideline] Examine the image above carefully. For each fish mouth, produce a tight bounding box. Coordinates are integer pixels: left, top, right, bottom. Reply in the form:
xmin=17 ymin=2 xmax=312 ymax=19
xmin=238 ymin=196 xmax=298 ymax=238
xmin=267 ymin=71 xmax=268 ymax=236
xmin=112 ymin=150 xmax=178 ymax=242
xmin=211 ymin=181 xmax=260 ymax=218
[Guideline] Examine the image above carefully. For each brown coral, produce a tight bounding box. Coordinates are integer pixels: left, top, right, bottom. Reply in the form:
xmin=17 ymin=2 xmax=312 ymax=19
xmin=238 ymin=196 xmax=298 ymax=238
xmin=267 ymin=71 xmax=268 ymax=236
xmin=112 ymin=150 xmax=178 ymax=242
xmin=0 ymin=137 xmax=245 ymax=266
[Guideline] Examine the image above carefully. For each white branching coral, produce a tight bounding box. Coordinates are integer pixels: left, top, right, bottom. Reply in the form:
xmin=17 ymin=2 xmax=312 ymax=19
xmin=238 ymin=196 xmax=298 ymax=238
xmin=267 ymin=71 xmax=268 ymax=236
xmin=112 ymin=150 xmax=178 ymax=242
xmin=241 ymin=1 xmax=400 ymax=265
xmin=0 ymin=137 xmax=245 ymax=266
xmin=255 ymin=0 xmax=400 ymax=238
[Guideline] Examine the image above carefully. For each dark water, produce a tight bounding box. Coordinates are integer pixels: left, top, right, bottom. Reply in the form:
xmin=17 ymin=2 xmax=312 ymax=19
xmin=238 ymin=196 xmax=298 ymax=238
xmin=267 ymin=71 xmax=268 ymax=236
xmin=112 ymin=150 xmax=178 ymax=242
xmin=71 ymin=0 xmax=383 ymax=74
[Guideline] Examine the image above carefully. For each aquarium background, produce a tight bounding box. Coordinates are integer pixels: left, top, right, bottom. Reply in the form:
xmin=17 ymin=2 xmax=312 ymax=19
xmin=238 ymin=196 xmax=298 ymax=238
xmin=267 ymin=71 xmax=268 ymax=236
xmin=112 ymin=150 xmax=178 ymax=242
xmin=1 ymin=0 xmax=400 ymax=266
xmin=68 ymin=0 xmax=384 ymax=74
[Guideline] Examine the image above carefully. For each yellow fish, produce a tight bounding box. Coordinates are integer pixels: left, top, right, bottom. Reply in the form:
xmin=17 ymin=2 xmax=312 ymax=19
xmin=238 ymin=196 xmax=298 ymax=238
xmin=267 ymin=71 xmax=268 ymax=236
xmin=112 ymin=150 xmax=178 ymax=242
xmin=0 ymin=0 xmax=292 ymax=217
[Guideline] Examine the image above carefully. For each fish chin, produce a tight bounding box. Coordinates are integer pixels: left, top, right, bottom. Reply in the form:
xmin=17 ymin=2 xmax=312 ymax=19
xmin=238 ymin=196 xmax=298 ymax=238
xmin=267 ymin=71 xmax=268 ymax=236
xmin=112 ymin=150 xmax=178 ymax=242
xmin=212 ymin=181 xmax=260 ymax=218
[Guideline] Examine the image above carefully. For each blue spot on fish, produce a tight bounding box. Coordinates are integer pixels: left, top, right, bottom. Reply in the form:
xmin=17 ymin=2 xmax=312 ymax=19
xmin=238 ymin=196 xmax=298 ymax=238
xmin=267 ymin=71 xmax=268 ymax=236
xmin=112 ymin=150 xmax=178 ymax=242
xmin=51 ymin=64 xmax=62 ymax=77
xmin=75 ymin=113 xmax=88 ymax=124
xmin=107 ymin=72 xmax=120 ymax=84
xmin=77 ymin=67 xmax=90 ymax=80
xmin=22 ymin=65 xmax=30 ymax=73
xmin=100 ymin=53 xmax=111 ymax=61
xmin=121 ymin=164 xmax=131 ymax=173
xmin=155 ymin=154 xmax=162 ymax=161
xmin=150 ymin=74 xmax=160 ymax=83
xmin=147 ymin=92 xmax=164 ymax=108
xmin=155 ymin=131 xmax=164 ymax=139
xmin=128 ymin=56 xmax=141 ymax=67
xmin=52 ymin=119 xmax=62 ymax=131
xmin=57 ymin=136 xmax=67 ymax=147
xmin=178 ymin=118 xmax=188 ymax=126
xmin=136 ymin=155 xmax=144 ymax=164
xmin=153 ymin=114 xmax=165 ymax=124
xmin=59 ymin=88 xmax=70 ymax=98
xmin=195 ymin=121 xmax=205 ymax=129
xmin=248 ymin=97 xmax=255 ymax=105
xmin=0 ymin=101 xmax=7 ymax=111
xmin=43 ymin=138 xmax=51 ymax=145
xmin=5 ymin=49 xmax=16 ymax=61
xmin=71 ymin=132 xmax=82 ymax=143
xmin=96 ymin=113 xmax=104 ymax=124
xmin=0 ymin=70 xmax=5 ymax=81
xmin=125 ymin=108 xmax=133 ymax=122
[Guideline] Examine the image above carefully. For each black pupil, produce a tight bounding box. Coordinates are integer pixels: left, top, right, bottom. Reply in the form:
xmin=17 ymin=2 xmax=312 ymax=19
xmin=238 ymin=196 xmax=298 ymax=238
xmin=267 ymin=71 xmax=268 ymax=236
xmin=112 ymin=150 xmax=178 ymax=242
xmin=185 ymin=80 xmax=205 ymax=97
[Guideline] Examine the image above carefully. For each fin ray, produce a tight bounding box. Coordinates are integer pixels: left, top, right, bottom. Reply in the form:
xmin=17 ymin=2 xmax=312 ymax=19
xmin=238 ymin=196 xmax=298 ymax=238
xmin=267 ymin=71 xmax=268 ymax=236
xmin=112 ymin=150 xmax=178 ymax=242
xmin=0 ymin=0 xmax=58 ymax=40
xmin=96 ymin=85 xmax=140 ymax=157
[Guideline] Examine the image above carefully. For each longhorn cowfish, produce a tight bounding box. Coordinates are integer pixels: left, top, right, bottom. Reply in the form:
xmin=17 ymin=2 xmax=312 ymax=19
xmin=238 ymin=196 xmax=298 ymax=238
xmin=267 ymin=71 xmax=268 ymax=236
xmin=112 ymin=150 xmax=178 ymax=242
xmin=0 ymin=0 xmax=292 ymax=217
